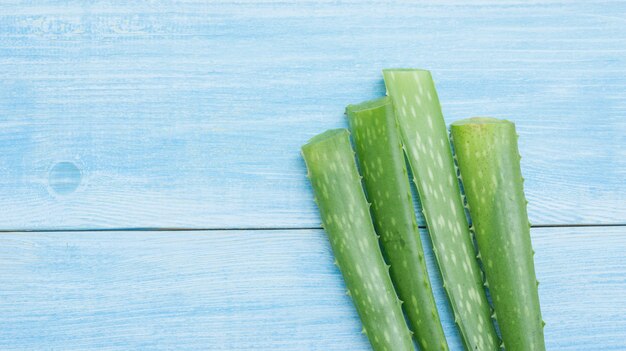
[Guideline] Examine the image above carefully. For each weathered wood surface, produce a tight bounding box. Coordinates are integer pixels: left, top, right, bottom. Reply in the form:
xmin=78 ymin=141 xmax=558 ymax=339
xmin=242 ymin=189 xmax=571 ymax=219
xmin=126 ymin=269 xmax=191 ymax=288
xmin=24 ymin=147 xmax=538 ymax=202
xmin=1 ymin=1 xmax=624 ymax=230
xmin=1 ymin=2 xmax=624 ymax=349
xmin=0 ymin=227 xmax=624 ymax=350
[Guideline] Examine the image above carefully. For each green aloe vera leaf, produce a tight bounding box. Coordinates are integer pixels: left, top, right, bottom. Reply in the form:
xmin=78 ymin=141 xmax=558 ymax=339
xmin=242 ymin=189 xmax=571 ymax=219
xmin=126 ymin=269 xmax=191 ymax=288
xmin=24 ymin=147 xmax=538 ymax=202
xmin=346 ymin=97 xmax=448 ymax=351
xmin=451 ymin=117 xmax=545 ymax=351
xmin=301 ymin=129 xmax=414 ymax=351
xmin=383 ymin=69 xmax=499 ymax=351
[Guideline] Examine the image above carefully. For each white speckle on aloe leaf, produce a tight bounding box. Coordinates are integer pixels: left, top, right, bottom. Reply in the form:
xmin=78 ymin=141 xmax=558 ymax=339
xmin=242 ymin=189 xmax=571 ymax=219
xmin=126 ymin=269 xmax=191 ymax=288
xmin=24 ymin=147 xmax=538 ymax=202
xmin=427 ymin=115 xmax=433 ymax=129
xmin=437 ymin=215 xmax=445 ymax=228
xmin=378 ymin=296 xmax=385 ymax=305
xmin=418 ymin=142 xmax=425 ymax=153
xmin=411 ymin=146 xmax=419 ymax=159
xmin=462 ymin=243 xmax=469 ymax=255
xmin=446 ymin=220 xmax=453 ymax=231
xmin=427 ymin=91 xmax=432 ymax=101
xmin=416 ymin=96 xmax=423 ymax=107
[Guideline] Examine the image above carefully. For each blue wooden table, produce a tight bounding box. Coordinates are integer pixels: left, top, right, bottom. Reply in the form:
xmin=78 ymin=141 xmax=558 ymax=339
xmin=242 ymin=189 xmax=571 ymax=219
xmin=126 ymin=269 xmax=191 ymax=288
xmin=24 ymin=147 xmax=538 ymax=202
xmin=1 ymin=1 xmax=624 ymax=350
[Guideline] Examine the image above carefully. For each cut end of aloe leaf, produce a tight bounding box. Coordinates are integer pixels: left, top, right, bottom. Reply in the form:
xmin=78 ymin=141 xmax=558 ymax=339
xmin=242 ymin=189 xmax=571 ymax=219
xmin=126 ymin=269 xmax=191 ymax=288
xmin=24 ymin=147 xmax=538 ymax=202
xmin=346 ymin=96 xmax=390 ymax=113
xmin=451 ymin=117 xmax=511 ymax=126
xmin=383 ymin=68 xmax=433 ymax=83
xmin=383 ymin=68 xmax=432 ymax=74
xmin=302 ymin=129 xmax=349 ymax=150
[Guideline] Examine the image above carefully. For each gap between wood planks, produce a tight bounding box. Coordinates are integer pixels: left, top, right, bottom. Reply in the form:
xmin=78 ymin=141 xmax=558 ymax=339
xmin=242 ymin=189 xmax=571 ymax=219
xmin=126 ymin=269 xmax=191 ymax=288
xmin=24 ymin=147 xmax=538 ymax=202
xmin=0 ymin=223 xmax=624 ymax=233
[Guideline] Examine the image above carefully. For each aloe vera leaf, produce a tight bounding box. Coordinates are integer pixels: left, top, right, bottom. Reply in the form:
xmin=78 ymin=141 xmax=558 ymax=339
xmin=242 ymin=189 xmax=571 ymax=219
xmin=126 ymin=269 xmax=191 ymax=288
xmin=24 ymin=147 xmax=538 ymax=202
xmin=383 ymin=69 xmax=499 ymax=351
xmin=451 ymin=117 xmax=545 ymax=351
xmin=346 ymin=97 xmax=448 ymax=351
xmin=301 ymin=129 xmax=414 ymax=351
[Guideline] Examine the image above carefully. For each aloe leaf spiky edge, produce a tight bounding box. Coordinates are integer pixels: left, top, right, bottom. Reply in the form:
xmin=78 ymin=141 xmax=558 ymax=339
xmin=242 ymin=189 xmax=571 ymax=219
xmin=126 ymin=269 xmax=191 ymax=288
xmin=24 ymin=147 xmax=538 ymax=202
xmin=302 ymin=129 xmax=414 ymax=351
xmin=347 ymin=97 xmax=449 ymax=351
xmin=383 ymin=69 xmax=499 ymax=351
xmin=451 ymin=117 xmax=546 ymax=351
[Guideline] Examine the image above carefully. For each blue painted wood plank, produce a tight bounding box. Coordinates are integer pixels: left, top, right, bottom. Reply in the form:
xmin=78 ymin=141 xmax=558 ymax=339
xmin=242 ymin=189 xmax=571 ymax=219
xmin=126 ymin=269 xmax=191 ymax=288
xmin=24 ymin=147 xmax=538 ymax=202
xmin=0 ymin=1 xmax=624 ymax=230
xmin=0 ymin=226 xmax=624 ymax=350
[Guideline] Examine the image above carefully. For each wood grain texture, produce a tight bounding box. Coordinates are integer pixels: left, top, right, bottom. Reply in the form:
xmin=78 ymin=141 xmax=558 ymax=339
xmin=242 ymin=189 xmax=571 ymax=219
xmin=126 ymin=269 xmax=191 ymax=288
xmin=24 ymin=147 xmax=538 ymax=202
xmin=0 ymin=1 xmax=624 ymax=230
xmin=0 ymin=226 xmax=624 ymax=350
